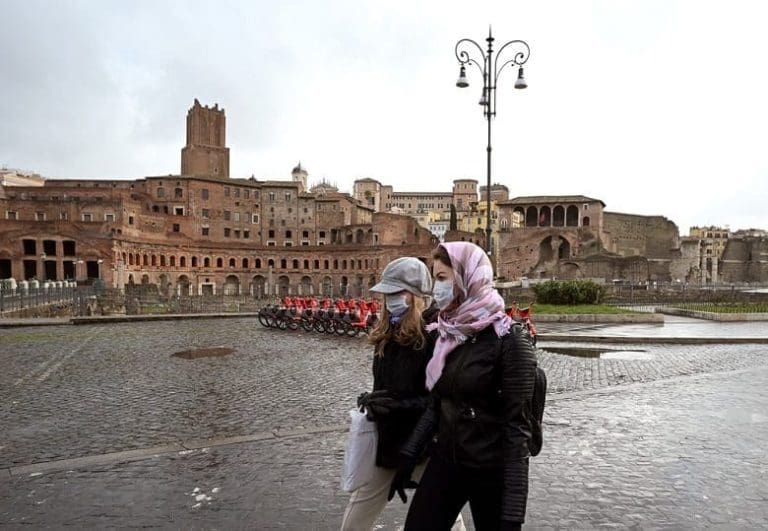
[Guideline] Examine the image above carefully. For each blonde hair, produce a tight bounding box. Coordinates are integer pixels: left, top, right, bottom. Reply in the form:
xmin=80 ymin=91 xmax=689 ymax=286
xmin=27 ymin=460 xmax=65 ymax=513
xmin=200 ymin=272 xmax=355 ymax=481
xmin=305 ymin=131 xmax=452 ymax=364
xmin=369 ymin=295 xmax=427 ymax=356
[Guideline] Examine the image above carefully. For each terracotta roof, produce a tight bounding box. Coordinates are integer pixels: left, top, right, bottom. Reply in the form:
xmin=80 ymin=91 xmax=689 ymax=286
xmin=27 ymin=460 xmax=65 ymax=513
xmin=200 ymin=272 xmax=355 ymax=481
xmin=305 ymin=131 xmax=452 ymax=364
xmin=498 ymin=195 xmax=606 ymax=207
xmin=392 ymin=192 xmax=453 ymax=197
xmin=261 ymin=180 xmax=300 ymax=188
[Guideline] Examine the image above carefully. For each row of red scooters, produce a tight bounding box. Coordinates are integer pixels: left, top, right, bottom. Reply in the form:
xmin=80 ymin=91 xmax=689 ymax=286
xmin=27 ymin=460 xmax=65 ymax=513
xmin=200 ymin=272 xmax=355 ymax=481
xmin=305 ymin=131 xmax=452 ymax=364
xmin=257 ymin=296 xmax=536 ymax=344
xmin=257 ymin=297 xmax=380 ymax=337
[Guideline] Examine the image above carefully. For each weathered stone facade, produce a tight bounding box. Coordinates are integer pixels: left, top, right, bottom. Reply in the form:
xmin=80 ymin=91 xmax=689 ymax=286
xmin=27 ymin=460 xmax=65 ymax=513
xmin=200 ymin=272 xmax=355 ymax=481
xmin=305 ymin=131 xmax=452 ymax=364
xmin=0 ymin=101 xmax=435 ymax=296
xmin=355 ymin=177 xmax=478 ymax=215
xmin=493 ymin=196 xmax=691 ymax=283
xmin=720 ymin=236 xmax=768 ymax=283
xmin=3 ymin=100 xmax=764 ymax=289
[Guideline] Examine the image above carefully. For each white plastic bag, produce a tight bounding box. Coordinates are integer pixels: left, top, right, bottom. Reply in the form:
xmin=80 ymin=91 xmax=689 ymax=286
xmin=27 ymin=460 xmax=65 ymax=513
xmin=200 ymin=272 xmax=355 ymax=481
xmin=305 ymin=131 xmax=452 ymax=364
xmin=341 ymin=408 xmax=378 ymax=492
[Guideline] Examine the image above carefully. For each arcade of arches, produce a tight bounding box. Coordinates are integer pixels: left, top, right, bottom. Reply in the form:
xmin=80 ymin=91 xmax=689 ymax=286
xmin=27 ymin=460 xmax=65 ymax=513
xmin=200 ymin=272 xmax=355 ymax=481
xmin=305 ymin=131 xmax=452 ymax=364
xmin=117 ymin=245 xmax=428 ymax=297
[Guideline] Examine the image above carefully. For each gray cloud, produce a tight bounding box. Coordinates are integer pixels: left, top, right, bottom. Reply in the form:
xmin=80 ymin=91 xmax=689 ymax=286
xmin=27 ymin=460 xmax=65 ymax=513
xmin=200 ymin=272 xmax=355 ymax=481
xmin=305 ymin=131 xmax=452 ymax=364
xmin=1 ymin=0 xmax=767 ymax=233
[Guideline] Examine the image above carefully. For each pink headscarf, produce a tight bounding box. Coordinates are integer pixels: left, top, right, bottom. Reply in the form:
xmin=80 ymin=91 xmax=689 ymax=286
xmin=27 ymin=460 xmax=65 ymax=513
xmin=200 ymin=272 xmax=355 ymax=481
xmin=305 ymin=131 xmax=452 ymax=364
xmin=425 ymin=242 xmax=512 ymax=390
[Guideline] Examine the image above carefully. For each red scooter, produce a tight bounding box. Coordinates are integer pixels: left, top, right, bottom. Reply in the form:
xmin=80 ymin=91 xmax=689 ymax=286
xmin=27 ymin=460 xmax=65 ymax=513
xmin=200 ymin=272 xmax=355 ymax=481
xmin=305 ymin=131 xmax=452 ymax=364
xmin=506 ymin=302 xmax=537 ymax=346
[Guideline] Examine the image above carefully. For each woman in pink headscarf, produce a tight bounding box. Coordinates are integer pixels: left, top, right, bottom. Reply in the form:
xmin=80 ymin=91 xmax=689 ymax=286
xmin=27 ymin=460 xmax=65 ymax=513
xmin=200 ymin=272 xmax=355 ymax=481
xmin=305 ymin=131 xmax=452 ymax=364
xmin=388 ymin=242 xmax=538 ymax=531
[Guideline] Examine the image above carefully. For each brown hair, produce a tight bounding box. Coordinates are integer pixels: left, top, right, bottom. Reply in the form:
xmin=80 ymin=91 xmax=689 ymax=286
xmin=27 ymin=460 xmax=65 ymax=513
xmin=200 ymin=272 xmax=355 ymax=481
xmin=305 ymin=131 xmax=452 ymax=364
xmin=432 ymin=245 xmax=452 ymax=268
xmin=369 ymin=295 xmax=427 ymax=356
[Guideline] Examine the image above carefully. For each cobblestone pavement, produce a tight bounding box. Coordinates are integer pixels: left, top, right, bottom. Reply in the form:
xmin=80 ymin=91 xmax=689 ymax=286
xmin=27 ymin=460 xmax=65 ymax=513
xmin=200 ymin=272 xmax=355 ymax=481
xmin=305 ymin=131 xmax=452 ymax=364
xmin=0 ymin=319 xmax=764 ymax=468
xmin=1 ymin=319 xmax=767 ymax=528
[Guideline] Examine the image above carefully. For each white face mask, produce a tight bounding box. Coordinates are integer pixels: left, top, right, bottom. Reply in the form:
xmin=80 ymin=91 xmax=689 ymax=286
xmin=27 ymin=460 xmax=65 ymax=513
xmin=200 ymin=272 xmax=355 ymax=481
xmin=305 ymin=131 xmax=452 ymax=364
xmin=432 ymin=279 xmax=455 ymax=310
xmin=385 ymin=294 xmax=410 ymax=317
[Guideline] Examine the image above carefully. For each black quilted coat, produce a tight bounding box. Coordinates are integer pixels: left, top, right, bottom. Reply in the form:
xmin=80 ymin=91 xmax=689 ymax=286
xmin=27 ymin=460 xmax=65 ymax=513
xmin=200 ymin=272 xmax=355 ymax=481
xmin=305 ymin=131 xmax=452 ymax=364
xmin=370 ymin=307 xmax=438 ymax=468
xmin=400 ymin=323 xmax=537 ymax=523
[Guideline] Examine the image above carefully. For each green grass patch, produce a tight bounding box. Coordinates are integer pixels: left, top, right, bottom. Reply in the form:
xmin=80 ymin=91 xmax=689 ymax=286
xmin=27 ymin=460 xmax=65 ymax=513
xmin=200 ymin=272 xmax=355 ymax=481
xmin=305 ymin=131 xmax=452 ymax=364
xmin=674 ymin=303 xmax=768 ymax=314
xmin=531 ymin=304 xmax=641 ymax=315
xmin=138 ymin=304 xmax=171 ymax=315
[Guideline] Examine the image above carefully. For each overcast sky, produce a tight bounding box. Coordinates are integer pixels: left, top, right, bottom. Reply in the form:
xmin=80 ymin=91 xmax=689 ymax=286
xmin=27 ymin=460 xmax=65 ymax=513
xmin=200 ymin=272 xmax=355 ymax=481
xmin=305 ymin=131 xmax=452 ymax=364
xmin=2 ymin=0 xmax=767 ymax=234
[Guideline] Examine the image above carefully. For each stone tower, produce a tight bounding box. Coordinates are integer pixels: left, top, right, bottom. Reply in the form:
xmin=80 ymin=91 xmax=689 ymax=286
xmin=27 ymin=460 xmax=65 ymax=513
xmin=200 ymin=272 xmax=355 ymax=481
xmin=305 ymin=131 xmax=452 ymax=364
xmin=291 ymin=162 xmax=308 ymax=192
xmin=181 ymin=99 xmax=230 ymax=177
xmin=452 ymin=179 xmax=478 ymax=211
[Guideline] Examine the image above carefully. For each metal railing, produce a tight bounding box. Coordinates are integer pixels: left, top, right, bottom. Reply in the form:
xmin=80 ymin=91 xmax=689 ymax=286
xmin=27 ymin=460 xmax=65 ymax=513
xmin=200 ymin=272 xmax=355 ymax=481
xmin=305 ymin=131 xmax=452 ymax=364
xmin=0 ymin=285 xmax=85 ymax=317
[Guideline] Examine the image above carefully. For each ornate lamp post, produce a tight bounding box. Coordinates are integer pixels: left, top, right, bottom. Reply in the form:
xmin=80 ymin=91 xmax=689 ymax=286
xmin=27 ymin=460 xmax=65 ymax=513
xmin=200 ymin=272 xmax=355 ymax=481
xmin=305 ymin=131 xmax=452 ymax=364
xmin=454 ymin=28 xmax=530 ymax=258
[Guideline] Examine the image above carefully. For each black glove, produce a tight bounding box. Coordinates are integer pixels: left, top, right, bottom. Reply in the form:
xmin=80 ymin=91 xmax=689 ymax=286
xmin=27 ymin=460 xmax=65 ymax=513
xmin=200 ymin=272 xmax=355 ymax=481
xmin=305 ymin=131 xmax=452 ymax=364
xmin=357 ymin=390 xmax=390 ymax=419
xmin=356 ymin=392 xmax=369 ymax=410
xmin=387 ymin=458 xmax=419 ymax=503
xmin=365 ymin=395 xmax=398 ymax=419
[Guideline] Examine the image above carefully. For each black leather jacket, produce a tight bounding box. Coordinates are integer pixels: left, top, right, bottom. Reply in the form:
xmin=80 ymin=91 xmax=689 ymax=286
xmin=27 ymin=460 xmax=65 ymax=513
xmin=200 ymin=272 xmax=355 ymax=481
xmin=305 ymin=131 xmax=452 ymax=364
xmin=401 ymin=323 xmax=537 ymax=522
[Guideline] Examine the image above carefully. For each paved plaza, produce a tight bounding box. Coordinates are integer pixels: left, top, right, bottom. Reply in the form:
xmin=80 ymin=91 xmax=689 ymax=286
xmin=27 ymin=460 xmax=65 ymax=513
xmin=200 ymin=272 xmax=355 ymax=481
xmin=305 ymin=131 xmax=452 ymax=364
xmin=1 ymin=317 xmax=767 ymax=529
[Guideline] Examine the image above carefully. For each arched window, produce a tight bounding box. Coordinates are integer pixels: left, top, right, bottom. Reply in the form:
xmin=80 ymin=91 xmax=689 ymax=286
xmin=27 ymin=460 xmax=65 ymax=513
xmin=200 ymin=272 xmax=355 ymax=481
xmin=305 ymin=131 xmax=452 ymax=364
xmin=190 ymin=256 xmax=197 ymax=267
xmin=242 ymin=258 xmax=249 ymax=268
xmin=292 ymin=259 xmax=299 ymax=269
xmin=204 ymin=257 xmax=211 ymax=268
xmin=160 ymin=255 xmax=166 ymax=267
xmin=525 ymin=206 xmax=538 ymax=227
xmin=539 ymin=206 xmax=551 ymax=227
xmin=303 ymin=259 xmax=310 ymax=269
xmin=268 ymin=259 xmax=275 ymax=268
xmin=342 ymin=260 xmax=347 ymax=270
xmin=169 ymin=256 xmax=176 ymax=267
xmin=280 ymin=259 xmax=287 ymax=269
xmin=324 ymin=260 xmax=329 ymax=269
xmin=128 ymin=254 xmax=134 ymax=266
xmin=566 ymin=205 xmax=579 ymax=227
xmin=314 ymin=259 xmax=320 ymax=269
xmin=255 ymin=258 xmax=262 ymax=268
xmin=333 ymin=259 xmax=338 ymax=269
xmin=180 ymin=256 xmax=186 ymax=267
xmin=151 ymin=255 xmax=157 ymax=266
xmin=229 ymin=258 xmax=236 ymax=268
xmin=553 ymin=206 xmax=565 ymax=227
xmin=582 ymin=216 xmax=590 ymax=227
xmin=216 ymin=257 xmax=223 ymax=268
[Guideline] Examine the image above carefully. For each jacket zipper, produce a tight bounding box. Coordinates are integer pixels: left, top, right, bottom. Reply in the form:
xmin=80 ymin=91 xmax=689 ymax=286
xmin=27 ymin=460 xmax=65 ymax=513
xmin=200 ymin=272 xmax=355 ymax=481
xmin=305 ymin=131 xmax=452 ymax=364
xmin=448 ymin=335 xmax=476 ymax=463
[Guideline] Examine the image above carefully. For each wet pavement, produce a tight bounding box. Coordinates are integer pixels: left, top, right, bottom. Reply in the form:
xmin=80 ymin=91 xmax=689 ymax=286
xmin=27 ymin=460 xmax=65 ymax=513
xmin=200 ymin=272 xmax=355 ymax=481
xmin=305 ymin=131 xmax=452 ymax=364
xmin=1 ymin=318 xmax=767 ymax=528
xmin=538 ymin=314 xmax=768 ymax=339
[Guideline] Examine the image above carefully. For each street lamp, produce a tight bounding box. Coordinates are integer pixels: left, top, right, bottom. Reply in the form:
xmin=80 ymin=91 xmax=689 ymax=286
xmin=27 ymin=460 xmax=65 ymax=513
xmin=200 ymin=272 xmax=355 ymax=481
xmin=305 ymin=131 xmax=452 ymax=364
xmin=454 ymin=27 xmax=530 ymax=257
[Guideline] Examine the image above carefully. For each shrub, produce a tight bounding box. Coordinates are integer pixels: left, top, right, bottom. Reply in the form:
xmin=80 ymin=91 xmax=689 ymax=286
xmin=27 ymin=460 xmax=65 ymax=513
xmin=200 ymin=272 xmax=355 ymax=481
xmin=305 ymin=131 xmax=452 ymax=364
xmin=532 ymin=280 xmax=606 ymax=305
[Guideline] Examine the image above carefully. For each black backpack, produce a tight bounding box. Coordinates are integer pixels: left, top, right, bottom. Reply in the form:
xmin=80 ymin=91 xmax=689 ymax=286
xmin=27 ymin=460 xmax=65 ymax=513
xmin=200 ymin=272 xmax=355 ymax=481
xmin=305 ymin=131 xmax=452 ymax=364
xmin=528 ymin=366 xmax=547 ymax=456
xmin=503 ymin=325 xmax=547 ymax=457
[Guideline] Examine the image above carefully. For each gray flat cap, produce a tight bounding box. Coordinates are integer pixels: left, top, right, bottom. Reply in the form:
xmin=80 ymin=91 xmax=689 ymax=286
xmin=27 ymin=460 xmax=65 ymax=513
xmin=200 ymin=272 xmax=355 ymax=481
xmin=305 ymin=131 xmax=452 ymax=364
xmin=370 ymin=257 xmax=432 ymax=296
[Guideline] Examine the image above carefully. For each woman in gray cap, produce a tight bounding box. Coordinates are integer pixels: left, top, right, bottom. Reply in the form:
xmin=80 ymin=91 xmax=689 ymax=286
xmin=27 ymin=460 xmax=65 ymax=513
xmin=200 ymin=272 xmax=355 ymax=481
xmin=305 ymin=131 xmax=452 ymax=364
xmin=341 ymin=257 xmax=465 ymax=531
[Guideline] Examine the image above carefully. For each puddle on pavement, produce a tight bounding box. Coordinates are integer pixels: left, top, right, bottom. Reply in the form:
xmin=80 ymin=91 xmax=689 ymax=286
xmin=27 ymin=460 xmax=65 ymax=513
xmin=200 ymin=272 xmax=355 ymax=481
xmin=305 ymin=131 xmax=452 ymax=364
xmin=542 ymin=346 xmax=654 ymax=360
xmin=173 ymin=347 xmax=235 ymax=359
